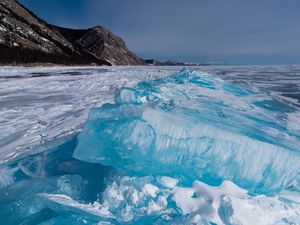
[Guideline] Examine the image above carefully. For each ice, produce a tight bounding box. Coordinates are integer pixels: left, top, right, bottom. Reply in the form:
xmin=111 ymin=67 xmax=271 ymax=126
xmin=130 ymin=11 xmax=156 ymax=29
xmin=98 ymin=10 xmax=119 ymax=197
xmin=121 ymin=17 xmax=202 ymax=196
xmin=0 ymin=66 xmax=177 ymax=164
xmin=46 ymin=175 xmax=298 ymax=225
xmin=0 ymin=137 xmax=112 ymax=224
xmin=159 ymin=176 xmax=179 ymax=188
xmin=74 ymin=69 xmax=300 ymax=193
xmin=0 ymin=174 xmax=87 ymax=224
xmin=40 ymin=193 xmax=114 ymax=219
xmin=1 ymin=65 xmax=300 ymax=224
xmin=287 ymin=111 xmax=300 ymax=131
xmin=0 ymin=166 xmax=18 ymax=188
xmin=1 ymin=65 xmax=299 ymax=165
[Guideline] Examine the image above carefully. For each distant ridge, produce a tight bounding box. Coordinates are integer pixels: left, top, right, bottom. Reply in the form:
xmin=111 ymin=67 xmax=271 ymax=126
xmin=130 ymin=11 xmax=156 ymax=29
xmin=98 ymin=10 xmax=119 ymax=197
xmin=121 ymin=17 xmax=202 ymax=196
xmin=54 ymin=26 xmax=144 ymax=66
xmin=144 ymin=59 xmax=209 ymax=66
xmin=0 ymin=0 xmax=144 ymax=66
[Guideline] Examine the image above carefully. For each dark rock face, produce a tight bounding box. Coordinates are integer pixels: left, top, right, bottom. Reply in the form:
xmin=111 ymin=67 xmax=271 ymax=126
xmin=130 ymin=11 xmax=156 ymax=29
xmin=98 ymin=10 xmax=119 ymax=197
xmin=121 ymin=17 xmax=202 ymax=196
xmin=0 ymin=0 xmax=143 ymax=66
xmin=56 ymin=26 xmax=145 ymax=66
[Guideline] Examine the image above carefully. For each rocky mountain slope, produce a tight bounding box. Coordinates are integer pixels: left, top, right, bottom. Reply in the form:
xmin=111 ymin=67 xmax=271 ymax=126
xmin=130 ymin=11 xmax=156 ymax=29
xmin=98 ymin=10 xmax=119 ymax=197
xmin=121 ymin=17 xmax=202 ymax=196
xmin=55 ymin=26 xmax=145 ymax=66
xmin=0 ymin=0 xmax=143 ymax=66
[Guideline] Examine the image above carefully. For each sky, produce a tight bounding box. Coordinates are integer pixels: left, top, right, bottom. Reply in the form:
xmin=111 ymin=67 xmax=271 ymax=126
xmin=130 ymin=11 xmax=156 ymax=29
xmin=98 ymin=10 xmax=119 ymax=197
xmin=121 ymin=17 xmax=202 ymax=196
xmin=20 ymin=0 xmax=300 ymax=64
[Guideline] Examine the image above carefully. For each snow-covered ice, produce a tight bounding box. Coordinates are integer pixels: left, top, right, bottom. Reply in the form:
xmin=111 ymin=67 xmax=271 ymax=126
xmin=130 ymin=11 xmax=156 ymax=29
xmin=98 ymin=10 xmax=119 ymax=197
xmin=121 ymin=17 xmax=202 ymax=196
xmin=0 ymin=66 xmax=177 ymax=164
xmin=0 ymin=65 xmax=300 ymax=224
xmin=74 ymin=68 xmax=300 ymax=194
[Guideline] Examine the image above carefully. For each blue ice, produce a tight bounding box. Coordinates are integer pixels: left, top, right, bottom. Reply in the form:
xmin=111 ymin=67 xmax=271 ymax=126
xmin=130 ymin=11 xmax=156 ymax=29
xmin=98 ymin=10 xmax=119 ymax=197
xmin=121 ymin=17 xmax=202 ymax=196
xmin=74 ymin=69 xmax=300 ymax=193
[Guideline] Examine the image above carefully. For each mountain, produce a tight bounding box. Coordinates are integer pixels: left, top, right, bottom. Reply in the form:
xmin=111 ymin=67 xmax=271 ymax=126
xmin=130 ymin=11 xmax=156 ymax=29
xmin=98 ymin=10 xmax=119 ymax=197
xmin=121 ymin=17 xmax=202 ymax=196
xmin=55 ymin=26 xmax=145 ymax=66
xmin=145 ymin=59 xmax=209 ymax=66
xmin=0 ymin=0 xmax=143 ymax=66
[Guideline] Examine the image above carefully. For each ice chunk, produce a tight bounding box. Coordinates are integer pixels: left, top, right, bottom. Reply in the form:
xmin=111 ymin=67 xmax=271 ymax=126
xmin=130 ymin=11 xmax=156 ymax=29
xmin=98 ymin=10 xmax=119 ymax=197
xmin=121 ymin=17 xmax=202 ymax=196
xmin=73 ymin=175 xmax=300 ymax=224
xmin=115 ymin=87 xmax=141 ymax=104
xmin=0 ymin=174 xmax=87 ymax=224
xmin=159 ymin=176 xmax=179 ymax=188
xmin=0 ymin=166 xmax=18 ymax=188
xmin=40 ymin=193 xmax=114 ymax=220
xmin=0 ymin=66 xmax=174 ymax=165
xmin=74 ymin=69 xmax=300 ymax=193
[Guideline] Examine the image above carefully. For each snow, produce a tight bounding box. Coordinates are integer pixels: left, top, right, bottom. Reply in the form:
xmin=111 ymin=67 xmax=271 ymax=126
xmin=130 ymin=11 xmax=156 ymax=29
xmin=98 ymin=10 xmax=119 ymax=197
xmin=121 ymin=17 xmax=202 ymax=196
xmin=74 ymin=68 xmax=300 ymax=193
xmin=0 ymin=26 xmax=7 ymax=32
xmin=54 ymin=175 xmax=299 ymax=224
xmin=0 ymin=66 xmax=178 ymax=164
xmin=39 ymin=45 xmax=49 ymax=53
xmin=107 ymin=58 xmax=116 ymax=65
xmin=1 ymin=65 xmax=300 ymax=224
xmin=142 ymin=183 xmax=159 ymax=197
xmin=0 ymin=166 xmax=18 ymax=188
xmin=287 ymin=111 xmax=300 ymax=131
xmin=41 ymin=37 xmax=49 ymax=42
xmin=159 ymin=176 xmax=179 ymax=188
xmin=1 ymin=65 xmax=299 ymax=170
xmin=40 ymin=193 xmax=115 ymax=219
xmin=1 ymin=17 xmax=10 ymax=25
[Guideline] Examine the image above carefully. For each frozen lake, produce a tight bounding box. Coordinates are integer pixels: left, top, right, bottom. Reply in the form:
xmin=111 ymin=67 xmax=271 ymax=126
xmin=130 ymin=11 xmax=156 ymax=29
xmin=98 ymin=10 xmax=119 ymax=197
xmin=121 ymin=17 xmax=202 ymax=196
xmin=1 ymin=65 xmax=300 ymax=224
xmin=0 ymin=66 xmax=178 ymax=164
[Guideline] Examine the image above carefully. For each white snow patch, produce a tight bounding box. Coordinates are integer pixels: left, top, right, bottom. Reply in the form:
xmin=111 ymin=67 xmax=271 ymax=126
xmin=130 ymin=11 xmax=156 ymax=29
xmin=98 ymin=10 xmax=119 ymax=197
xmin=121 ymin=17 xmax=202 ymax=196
xmin=287 ymin=111 xmax=300 ymax=131
xmin=40 ymin=193 xmax=115 ymax=219
xmin=159 ymin=176 xmax=179 ymax=188
xmin=92 ymin=176 xmax=300 ymax=224
xmin=41 ymin=37 xmax=49 ymax=42
xmin=0 ymin=26 xmax=7 ymax=32
xmin=142 ymin=183 xmax=159 ymax=197
xmin=0 ymin=66 xmax=176 ymax=165
xmin=39 ymin=46 xmax=50 ymax=53
xmin=0 ymin=166 xmax=18 ymax=188
xmin=2 ymin=18 xmax=13 ymax=26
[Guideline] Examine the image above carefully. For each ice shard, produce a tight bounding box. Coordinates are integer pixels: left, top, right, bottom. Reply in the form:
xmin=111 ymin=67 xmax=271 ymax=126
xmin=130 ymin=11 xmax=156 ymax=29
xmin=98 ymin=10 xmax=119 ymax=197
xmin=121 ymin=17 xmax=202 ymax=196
xmin=74 ymin=69 xmax=300 ymax=193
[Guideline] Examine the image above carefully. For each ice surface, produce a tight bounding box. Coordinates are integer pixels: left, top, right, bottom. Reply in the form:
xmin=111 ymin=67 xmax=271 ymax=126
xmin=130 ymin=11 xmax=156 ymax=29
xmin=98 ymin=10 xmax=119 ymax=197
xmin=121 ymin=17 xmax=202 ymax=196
xmin=0 ymin=66 xmax=176 ymax=164
xmin=74 ymin=69 xmax=300 ymax=193
xmin=1 ymin=65 xmax=300 ymax=224
xmin=91 ymin=176 xmax=300 ymax=224
xmin=36 ymin=175 xmax=300 ymax=224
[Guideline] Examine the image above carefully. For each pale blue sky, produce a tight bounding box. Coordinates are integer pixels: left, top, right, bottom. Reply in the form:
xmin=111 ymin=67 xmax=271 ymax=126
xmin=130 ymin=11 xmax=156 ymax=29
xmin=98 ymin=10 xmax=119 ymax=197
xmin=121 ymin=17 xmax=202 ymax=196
xmin=20 ymin=0 xmax=300 ymax=64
